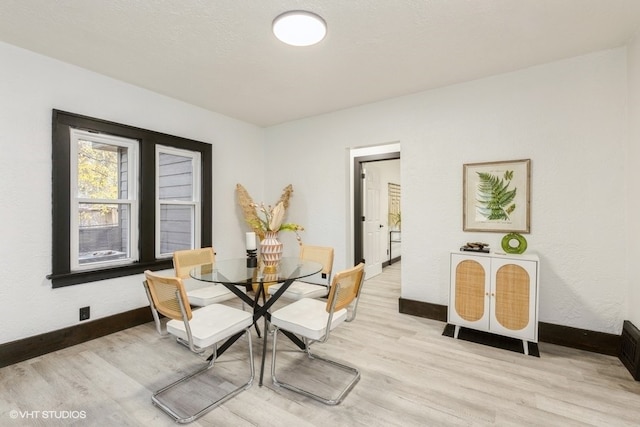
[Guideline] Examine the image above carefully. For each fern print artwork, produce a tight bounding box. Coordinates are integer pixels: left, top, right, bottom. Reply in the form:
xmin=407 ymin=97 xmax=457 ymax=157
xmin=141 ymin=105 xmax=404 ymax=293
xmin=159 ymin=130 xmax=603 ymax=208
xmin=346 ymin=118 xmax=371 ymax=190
xmin=463 ymin=159 xmax=530 ymax=233
xmin=475 ymin=170 xmax=517 ymax=221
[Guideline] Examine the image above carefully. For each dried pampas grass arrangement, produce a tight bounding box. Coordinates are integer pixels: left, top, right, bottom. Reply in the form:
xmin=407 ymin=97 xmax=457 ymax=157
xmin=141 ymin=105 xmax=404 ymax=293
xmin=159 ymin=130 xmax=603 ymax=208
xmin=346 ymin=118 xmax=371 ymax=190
xmin=236 ymin=183 xmax=295 ymax=241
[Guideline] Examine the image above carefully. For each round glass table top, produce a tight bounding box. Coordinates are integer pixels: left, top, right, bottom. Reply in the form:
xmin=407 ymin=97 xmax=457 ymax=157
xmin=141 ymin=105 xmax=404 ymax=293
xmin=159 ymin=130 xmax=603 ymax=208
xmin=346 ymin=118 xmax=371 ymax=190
xmin=189 ymin=257 xmax=322 ymax=285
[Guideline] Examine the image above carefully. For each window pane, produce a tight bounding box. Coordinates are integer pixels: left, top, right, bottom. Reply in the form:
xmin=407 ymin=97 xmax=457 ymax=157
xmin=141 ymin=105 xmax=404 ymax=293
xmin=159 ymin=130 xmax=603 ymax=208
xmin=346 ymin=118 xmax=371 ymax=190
xmin=78 ymin=203 xmax=130 ymax=265
xmin=159 ymin=205 xmax=194 ymax=254
xmin=158 ymin=152 xmax=193 ymax=201
xmin=77 ymin=140 xmax=127 ymax=199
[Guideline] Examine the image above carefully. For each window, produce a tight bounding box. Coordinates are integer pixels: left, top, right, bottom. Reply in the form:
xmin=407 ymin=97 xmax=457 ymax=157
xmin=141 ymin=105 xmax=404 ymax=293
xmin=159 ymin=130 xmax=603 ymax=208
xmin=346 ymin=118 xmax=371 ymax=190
xmin=156 ymin=145 xmax=201 ymax=256
xmin=70 ymin=129 xmax=139 ymax=270
xmin=50 ymin=110 xmax=212 ymax=288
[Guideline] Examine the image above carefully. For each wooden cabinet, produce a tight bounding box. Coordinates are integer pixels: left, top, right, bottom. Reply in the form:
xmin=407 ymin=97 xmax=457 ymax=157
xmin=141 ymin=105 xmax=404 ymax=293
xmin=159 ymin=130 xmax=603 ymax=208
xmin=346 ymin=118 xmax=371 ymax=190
xmin=448 ymin=251 xmax=539 ymax=354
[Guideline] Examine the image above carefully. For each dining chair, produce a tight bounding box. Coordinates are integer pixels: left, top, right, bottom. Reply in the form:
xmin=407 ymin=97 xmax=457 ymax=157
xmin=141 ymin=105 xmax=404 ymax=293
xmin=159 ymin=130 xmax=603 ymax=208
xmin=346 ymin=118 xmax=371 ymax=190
xmin=270 ymin=262 xmax=365 ymax=405
xmin=266 ymin=245 xmax=334 ymax=301
xmin=173 ymin=247 xmax=236 ymax=307
xmin=142 ymin=270 xmax=255 ymax=424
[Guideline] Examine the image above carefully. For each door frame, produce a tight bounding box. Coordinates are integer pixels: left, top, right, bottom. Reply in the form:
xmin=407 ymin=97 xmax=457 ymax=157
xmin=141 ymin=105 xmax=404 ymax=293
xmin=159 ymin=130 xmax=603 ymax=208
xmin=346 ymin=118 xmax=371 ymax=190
xmin=353 ymin=152 xmax=400 ymax=265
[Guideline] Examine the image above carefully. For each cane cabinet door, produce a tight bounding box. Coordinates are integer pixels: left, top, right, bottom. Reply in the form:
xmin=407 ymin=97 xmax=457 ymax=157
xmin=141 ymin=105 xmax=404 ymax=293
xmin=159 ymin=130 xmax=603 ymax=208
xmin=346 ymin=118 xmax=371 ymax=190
xmin=489 ymin=257 xmax=538 ymax=341
xmin=449 ymin=254 xmax=490 ymax=330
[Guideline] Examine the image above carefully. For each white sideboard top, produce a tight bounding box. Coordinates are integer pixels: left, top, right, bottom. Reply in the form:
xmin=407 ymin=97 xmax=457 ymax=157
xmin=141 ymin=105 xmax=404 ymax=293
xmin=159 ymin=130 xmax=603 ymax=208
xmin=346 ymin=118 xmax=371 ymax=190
xmin=451 ymin=250 xmax=539 ymax=262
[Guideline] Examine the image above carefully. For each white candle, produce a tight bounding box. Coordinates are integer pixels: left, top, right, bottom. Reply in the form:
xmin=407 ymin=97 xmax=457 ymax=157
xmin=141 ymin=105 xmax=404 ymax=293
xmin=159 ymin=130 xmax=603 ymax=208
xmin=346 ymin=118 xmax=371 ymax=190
xmin=245 ymin=232 xmax=257 ymax=250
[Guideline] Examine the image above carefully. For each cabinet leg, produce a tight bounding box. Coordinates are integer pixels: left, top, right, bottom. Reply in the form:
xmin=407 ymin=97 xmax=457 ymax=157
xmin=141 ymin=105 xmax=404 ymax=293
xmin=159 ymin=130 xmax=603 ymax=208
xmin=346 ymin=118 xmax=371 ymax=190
xmin=454 ymin=325 xmax=460 ymax=339
xmin=522 ymin=340 xmax=529 ymax=356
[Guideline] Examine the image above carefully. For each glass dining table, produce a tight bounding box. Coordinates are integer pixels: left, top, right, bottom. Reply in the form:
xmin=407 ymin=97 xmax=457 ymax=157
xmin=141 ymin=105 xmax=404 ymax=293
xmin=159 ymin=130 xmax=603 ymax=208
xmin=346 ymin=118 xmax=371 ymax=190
xmin=190 ymin=257 xmax=322 ymax=386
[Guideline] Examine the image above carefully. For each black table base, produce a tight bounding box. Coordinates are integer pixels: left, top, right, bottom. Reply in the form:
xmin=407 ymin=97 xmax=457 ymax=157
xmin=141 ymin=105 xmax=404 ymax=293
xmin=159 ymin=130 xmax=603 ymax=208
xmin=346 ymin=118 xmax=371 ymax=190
xmin=208 ymin=276 xmax=305 ymax=386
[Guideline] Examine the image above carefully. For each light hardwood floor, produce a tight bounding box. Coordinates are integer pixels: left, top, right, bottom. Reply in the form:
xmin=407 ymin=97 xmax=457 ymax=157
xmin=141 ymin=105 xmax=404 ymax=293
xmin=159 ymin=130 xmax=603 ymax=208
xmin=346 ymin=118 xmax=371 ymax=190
xmin=2 ymin=262 xmax=639 ymax=426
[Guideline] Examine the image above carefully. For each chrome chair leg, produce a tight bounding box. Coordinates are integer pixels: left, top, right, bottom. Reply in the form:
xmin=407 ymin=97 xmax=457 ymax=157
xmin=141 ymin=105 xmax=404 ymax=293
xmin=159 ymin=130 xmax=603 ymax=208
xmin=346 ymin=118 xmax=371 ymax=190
xmin=176 ymin=337 xmax=208 ymax=354
xmin=270 ymin=326 xmax=360 ymax=405
xmin=152 ymin=328 xmax=255 ymax=424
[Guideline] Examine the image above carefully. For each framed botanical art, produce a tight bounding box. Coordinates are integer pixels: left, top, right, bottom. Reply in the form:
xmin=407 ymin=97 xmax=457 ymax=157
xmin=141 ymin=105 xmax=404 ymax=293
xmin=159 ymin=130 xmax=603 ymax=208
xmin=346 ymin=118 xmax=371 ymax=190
xmin=463 ymin=159 xmax=531 ymax=233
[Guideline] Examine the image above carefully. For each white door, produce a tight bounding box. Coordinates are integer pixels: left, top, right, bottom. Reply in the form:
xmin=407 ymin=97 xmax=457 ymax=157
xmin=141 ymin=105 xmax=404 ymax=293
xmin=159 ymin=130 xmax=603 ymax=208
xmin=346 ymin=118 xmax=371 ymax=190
xmin=363 ymin=165 xmax=382 ymax=278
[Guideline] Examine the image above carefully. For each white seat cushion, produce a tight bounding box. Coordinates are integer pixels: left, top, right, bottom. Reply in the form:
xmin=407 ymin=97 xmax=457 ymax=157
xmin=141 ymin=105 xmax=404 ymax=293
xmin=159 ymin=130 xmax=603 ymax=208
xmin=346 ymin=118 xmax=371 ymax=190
xmin=270 ymin=298 xmax=347 ymax=341
xmin=186 ymin=284 xmax=235 ymax=306
xmin=182 ymin=277 xmax=208 ymax=291
xmin=267 ymin=280 xmax=328 ymax=300
xmin=167 ymin=304 xmax=253 ymax=349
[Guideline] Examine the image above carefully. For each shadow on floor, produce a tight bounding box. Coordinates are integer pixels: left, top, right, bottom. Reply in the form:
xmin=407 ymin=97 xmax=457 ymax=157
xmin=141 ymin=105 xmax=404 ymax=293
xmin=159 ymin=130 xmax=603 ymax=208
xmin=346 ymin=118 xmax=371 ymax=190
xmin=442 ymin=324 xmax=539 ymax=357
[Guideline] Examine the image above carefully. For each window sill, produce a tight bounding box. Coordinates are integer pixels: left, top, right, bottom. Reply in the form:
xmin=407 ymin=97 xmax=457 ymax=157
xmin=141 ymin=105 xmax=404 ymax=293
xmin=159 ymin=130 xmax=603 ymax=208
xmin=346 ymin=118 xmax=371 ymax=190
xmin=48 ymin=259 xmax=173 ymax=288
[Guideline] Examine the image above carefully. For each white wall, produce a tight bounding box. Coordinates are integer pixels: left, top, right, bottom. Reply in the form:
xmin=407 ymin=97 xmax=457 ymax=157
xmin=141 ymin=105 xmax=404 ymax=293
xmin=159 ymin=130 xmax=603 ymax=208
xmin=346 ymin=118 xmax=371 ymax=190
xmin=627 ymin=34 xmax=640 ymax=328
xmin=0 ymin=42 xmax=265 ymax=343
xmin=1 ymin=40 xmax=635 ymax=344
xmin=266 ymin=48 xmax=629 ymax=335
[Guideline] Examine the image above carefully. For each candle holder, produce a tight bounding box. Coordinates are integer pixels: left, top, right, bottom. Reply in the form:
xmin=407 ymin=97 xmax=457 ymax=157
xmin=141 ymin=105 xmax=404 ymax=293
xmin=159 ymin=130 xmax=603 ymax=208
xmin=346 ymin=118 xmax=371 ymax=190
xmin=246 ymin=249 xmax=257 ymax=268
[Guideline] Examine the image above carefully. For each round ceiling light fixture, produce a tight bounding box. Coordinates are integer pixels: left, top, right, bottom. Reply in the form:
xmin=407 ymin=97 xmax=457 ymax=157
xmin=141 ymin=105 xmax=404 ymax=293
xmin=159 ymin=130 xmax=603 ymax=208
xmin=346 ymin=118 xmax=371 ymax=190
xmin=273 ymin=10 xmax=327 ymax=47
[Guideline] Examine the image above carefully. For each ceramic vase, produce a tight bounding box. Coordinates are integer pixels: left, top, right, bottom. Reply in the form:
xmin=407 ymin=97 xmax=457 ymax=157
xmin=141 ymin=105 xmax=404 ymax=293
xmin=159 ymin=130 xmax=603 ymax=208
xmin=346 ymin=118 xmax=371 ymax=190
xmin=260 ymin=231 xmax=283 ymax=273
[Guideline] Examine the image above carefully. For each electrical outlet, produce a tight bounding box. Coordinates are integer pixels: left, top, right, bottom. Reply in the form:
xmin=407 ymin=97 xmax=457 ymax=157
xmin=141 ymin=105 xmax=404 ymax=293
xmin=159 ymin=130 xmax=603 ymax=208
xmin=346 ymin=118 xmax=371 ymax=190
xmin=79 ymin=306 xmax=90 ymax=321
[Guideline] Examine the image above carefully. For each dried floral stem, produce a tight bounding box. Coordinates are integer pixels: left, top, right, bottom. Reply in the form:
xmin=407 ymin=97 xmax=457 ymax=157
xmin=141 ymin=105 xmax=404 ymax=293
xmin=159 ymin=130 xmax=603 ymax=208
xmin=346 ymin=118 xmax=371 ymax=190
xmin=236 ymin=183 xmax=264 ymax=239
xmin=236 ymin=183 xmax=302 ymax=244
xmin=276 ymin=184 xmax=293 ymax=210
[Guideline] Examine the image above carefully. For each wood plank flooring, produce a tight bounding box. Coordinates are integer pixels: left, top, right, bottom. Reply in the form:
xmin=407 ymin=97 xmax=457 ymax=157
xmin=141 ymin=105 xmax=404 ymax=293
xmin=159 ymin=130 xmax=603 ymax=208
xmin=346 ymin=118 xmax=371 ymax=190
xmin=1 ymin=262 xmax=639 ymax=426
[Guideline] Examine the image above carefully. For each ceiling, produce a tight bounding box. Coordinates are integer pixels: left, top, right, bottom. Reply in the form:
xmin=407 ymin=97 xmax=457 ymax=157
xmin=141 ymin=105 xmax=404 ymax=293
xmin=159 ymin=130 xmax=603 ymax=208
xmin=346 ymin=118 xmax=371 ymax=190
xmin=2 ymin=1 xmax=640 ymax=127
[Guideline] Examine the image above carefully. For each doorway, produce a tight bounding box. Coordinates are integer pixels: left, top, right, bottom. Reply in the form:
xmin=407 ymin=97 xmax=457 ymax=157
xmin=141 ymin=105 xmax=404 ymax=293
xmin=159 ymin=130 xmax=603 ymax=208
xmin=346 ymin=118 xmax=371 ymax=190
xmin=353 ymin=151 xmax=400 ymax=278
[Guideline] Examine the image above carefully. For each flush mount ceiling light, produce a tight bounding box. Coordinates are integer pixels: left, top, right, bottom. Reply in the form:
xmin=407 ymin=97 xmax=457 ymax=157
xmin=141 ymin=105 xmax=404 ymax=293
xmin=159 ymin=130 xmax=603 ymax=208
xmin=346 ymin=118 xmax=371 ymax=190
xmin=273 ymin=10 xmax=327 ymax=47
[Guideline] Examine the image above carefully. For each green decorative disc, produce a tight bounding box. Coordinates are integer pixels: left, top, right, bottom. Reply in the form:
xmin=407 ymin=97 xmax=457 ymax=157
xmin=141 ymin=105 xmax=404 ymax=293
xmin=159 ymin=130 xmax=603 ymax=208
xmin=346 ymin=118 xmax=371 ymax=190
xmin=501 ymin=233 xmax=527 ymax=254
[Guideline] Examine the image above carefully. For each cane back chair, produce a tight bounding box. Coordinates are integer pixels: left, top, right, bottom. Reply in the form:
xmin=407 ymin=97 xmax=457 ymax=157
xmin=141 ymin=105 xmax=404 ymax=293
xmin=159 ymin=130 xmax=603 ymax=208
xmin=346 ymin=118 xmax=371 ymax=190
xmin=267 ymin=245 xmax=334 ymax=301
xmin=173 ymin=247 xmax=236 ymax=307
xmin=270 ymin=262 xmax=365 ymax=405
xmin=142 ymin=270 xmax=254 ymax=423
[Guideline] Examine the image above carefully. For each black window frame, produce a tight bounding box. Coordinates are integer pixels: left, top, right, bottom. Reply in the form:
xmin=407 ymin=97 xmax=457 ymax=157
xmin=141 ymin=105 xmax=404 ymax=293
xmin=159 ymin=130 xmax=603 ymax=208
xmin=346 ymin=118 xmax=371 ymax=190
xmin=49 ymin=110 xmax=212 ymax=288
